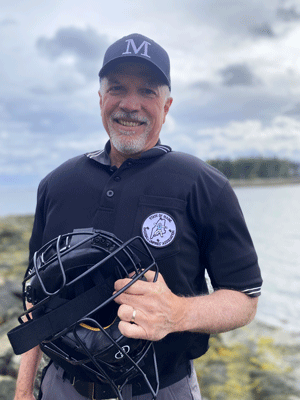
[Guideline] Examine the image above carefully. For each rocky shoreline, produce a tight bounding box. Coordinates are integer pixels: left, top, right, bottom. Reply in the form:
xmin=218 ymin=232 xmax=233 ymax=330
xmin=1 ymin=215 xmax=300 ymax=400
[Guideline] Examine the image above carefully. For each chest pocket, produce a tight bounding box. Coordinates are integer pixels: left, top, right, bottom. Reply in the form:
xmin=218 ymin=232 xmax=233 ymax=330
xmin=132 ymin=195 xmax=187 ymax=261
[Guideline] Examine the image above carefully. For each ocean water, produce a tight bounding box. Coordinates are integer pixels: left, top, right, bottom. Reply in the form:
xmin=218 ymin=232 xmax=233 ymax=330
xmin=1 ymin=184 xmax=300 ymax=332
xmin=234 ymin=184 xmax=300 ymax=332
xmin=0 ymin=186 xmax=37 ymax=216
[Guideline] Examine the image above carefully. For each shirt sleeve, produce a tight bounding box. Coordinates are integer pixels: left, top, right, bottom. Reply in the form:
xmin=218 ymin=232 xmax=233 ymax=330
xmin=28 ymin=177 xmax=48 ymax=265
xmin=204 ymin=182 xmax=263 ymax=297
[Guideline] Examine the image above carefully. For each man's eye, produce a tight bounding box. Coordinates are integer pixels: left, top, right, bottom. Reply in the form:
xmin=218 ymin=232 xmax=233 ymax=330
xmin=109 ymin=86 xmax=123 ymax=92
xmin=142 ymin=89 xmax=156 ymax=96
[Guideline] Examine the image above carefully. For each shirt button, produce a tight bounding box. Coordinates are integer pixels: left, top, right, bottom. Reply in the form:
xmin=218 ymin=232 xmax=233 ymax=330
xmin=106 ymin=190 xmax=114 ymax=197
xmin=114 ymin=176 xmax=121 ymax=182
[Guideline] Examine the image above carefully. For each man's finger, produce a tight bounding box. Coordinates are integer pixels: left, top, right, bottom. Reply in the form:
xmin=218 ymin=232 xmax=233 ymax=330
xmin=118 ymin=304 xmax=136 ymax=323
xmin=114 ymin=291 xmax=146 ymax=309
xmin=143 ymin=270 xmax=160 ymax=282
xmin=114 ymin=277 xmax=151 ymax=294
xmin=118 ymin=320 xmax=148 ymax=340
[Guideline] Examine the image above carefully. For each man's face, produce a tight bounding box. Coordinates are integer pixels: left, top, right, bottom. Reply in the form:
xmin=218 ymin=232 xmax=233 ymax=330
xmin=99 ymin=63 xmax=173 ymax=156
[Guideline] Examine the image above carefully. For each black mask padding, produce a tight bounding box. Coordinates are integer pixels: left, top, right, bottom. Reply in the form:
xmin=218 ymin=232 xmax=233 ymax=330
xmin=30 ymin=241 xmax=138 ymax=303
xmin=29 ymin=233 xmax=141 ymax=333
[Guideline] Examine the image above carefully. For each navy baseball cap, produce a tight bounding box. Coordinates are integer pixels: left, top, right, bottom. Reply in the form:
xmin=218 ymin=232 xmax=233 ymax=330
xmin=99 ymin=33 xmax=171 ymax=90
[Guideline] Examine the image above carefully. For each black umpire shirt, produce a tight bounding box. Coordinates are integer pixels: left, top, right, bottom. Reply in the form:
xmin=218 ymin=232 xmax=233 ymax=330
xmin=29 ymin=140 xmax=263 ymax=386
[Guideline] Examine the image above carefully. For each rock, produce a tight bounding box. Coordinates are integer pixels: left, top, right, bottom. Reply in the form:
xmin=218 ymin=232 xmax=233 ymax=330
xmin=5 ymin=280 xmax=23 ymax=300
xmin=0 ymin=376 xmax=16 ymax=400
xmin=0 ymin=214 xmax=33 ymax=280
xmin=8 ymin=354 xmax=21 ymax=378
xmin=0 ymin=319 xmax=20 ymax=377
xmin=194 ymin=320 xmax=300 ymax=400
xmin=0 ymin=288 xmax=22 ymax=325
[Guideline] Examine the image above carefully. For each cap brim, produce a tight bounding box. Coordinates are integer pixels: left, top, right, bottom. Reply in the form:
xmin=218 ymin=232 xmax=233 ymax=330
xmin=99 ymin=56 xmax=170 ymax=90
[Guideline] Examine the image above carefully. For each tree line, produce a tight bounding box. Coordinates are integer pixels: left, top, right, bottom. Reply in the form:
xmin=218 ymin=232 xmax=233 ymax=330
xmin=207 ymin=157 xmax=300 ymax=180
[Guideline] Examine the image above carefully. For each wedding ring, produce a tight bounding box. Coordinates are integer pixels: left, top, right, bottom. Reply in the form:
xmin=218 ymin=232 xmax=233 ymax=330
xmin=131 ymin=309 xmax=137 ymax=323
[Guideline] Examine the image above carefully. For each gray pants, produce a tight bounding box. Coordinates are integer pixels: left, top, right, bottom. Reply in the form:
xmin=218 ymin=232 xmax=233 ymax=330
xmin=40 ymin=362 xmax=201 ymax=400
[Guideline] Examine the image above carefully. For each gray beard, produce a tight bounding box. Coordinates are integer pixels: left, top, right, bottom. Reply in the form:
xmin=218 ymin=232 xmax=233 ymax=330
xmin=109 ymin=131 xmax=150 ymax=154
xmin=108 ymin=112 xmax=151 ymax=154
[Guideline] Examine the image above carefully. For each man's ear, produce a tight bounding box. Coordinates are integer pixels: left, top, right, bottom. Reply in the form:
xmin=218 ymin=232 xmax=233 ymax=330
xmin=164 ymin=97 xmax=173 ymax=114
xmin=98 ymin=90 xmax=103 ymax=109
xmin=163 ymin=97 xmax=173 ymax=123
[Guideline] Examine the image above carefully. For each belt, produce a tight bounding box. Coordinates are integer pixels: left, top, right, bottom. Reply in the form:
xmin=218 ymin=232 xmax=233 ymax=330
xmin=61 ymin=361 xmax=189 ymax=399
xmin=64 ymin=371 xmax=146 ymax=399
xmin=72 ymin=377 xmax=116 ymax=399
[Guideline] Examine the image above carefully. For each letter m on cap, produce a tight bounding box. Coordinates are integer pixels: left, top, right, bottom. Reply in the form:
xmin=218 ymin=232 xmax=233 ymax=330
xmin=122 ymin=39 xmax=151 ymax=58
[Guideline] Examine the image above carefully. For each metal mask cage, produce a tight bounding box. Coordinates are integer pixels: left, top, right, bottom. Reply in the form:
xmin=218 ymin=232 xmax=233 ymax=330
xmin=23 ymin=229 xmax=145 ymax=305
xmin=9 ymin=228 xmax=160 ymax=400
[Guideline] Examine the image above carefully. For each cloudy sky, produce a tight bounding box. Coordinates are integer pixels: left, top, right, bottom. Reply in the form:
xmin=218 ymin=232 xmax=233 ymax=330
xmin=1 ymin=0 xmax=300 ymax=190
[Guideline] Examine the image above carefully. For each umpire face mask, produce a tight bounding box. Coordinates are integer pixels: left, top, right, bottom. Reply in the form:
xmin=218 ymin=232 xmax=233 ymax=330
xmin=8 ymin=228 xmax=160 ymax=400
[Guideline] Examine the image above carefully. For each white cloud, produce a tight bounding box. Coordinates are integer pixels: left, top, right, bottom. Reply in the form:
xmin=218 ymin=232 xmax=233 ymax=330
xmin=1 ymin=0 xmax=300 ymax=190
xmin=0 ymin=123 xmax=107 ymax=178
xmin=192 ymin=116 xmax=300 ymax=161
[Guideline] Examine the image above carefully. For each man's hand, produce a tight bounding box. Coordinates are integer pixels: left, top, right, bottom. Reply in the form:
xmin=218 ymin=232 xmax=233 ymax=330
xmin=114 ymin=271 xmax=259 ymax=339
xmin=114 ymin=271 xmax=185 ymax=341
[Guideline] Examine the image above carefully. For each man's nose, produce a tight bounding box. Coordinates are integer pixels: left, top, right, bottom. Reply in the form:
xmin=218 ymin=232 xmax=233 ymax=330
xmin=119 ymin=93 xmax=141 ymax=113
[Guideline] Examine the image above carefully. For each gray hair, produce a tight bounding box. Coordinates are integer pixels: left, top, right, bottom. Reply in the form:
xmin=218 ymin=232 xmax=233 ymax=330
xmin=99 ymin=76 xmax=171 ymax=100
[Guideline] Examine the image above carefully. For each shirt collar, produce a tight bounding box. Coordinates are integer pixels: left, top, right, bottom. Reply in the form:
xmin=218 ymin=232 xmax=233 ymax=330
xmin=85 ymin=140 xmax=171 ymax=166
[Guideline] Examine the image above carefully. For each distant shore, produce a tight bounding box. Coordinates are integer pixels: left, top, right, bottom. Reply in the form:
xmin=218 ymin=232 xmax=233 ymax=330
xmin=1 ymin=177 xmax=300 ymax=218
xmin=230 ymin=176 xmax=300 ymax=188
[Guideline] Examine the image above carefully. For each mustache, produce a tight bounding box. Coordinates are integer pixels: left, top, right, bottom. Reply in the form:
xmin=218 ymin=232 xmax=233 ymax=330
xmin=111 ymin=111 xmax=149 ymax=124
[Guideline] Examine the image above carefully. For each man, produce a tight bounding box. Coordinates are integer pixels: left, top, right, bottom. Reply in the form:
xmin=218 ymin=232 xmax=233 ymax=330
xmin=14 ymin=33 xmax=262 ymax=400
